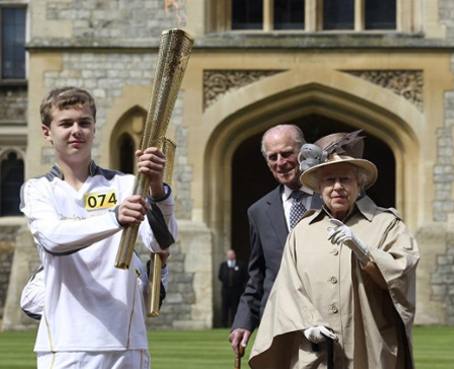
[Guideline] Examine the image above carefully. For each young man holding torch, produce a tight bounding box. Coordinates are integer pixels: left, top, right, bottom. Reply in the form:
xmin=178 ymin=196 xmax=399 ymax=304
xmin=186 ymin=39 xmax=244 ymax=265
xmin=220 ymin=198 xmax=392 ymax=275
xmin=20 ymin=87 xmax=177 ymax=369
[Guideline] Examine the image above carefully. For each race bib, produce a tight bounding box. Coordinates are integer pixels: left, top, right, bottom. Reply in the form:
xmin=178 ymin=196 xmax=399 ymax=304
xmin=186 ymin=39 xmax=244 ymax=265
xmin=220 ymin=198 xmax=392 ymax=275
xmin=84 ymin=191 xmax=117 ymax=211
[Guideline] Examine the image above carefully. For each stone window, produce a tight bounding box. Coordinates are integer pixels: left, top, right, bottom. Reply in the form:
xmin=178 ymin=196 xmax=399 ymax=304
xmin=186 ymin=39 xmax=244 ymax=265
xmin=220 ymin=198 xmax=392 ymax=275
xmin=214 ymin=0 xmax=410 ymax=32
xmin=364 ymin=0 xmax=396 ymax=30
xmin=119 ymin=133 xmax=135 ymax=175
xmin=323 ymin=0 xmax=354 ymax=30
xmin=231 ymin=0 xmax=263 ymax=30
xmin=0 ymin=151 xmax=24 ymax=216
xmin=0 ymin=5 xmax=26 ymax=81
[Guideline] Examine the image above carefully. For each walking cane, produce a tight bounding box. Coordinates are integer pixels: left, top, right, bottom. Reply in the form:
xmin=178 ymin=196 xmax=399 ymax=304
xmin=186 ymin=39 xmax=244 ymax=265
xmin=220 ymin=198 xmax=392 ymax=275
xmin=323 ymin=335 xmax=334 ymax=369
xmin=234 ymin=345 xmax=245 ymax=369
xmin=313 ymin=334 xmax=334 ymax=369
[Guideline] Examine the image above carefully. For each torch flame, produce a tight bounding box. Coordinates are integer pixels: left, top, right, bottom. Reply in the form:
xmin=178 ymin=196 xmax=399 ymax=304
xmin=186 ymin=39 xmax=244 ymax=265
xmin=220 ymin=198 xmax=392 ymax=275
xmin=164 ymin=0 xmax=186 ymax=26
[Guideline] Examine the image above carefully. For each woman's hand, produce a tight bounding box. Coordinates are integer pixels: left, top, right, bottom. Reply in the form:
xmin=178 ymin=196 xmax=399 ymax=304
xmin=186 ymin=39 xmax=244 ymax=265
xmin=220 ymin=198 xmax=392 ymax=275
xmin=303 ymin=325 xmax=337 ymax=343
xmin=328 ymin=219 xmax=371 ymax=265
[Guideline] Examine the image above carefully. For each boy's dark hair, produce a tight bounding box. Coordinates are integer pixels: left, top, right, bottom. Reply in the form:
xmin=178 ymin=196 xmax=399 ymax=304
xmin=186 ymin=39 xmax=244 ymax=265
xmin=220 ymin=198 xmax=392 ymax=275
xmin=40 ymin=87 xmax=97 ymax=127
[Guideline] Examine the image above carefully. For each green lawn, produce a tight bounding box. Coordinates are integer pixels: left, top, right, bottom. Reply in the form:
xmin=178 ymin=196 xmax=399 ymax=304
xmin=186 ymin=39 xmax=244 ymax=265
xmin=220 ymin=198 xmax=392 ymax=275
xmin=0 ymin=326 xmax=452 ymax=369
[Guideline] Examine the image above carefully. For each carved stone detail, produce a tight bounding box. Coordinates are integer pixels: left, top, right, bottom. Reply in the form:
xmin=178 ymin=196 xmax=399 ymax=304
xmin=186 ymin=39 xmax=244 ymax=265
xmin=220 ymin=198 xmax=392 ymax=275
xmin=203 ymin=70 xmax=284 ymax=110
xmin=344 ymin=70 xmax=423 ymax=111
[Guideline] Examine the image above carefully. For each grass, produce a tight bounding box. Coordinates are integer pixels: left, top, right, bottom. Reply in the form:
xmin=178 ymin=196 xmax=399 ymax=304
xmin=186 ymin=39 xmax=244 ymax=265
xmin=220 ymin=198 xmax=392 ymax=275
xmin=0 ymin=326 xmax=452 ymax=369
xmin=413 ymin=325 xmax=454 ymax=369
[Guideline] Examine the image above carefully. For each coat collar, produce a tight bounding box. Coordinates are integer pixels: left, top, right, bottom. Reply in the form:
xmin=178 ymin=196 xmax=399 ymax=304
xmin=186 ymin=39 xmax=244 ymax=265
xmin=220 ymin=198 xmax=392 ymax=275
xmin=354 ymin=195 xmax=377 ymax=222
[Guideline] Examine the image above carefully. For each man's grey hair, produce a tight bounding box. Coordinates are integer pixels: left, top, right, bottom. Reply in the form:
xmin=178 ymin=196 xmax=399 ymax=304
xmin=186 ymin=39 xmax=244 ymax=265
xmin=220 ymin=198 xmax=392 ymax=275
xmin=260 ymin=124 xmax=306 ymax=158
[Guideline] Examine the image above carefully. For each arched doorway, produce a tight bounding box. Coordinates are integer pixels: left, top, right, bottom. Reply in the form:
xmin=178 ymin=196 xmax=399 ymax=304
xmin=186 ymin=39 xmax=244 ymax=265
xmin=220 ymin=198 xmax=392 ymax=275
xmin=109 ymin=106 xmax=146 ymax=173
xmin=231 ymin=114 xmax=395 ymax=263
xmin=0 ymin=150 xmax=24 ymax=216
xmin=118 ymin=133 xmax=136 ymax=174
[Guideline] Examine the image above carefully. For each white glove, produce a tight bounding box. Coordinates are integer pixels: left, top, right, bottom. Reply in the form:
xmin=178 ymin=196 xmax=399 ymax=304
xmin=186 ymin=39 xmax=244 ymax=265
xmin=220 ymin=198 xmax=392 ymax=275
xmin=328 ymin=219 xmax=371 ymax=265
xmin=303 ymin=325 xmax=337 ymax=344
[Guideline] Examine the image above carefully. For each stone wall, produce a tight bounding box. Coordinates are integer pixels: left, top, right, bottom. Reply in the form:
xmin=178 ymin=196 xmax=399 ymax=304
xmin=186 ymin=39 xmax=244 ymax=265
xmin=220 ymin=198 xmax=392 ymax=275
xmin=0 ymin=226 xmax=20 ymax=318
xmin=0 ymin=87 xmax=27 ymax=123
xmin=433 ymin=124 xmax=454 ymax=222
xmin=432 ymin=26 xmax=454 ymax=318
xmin=431 ymin=233 xmax=454 ymax=325
xmin=428 ymin=0 xmax=454 ymax=324
xmin=31 ymin=0 xmax=185 ymax=47
xmin=437 ymin=1 xmax=454 ymax=222
xmin=440 ymin=0 xmax=454 ymax=40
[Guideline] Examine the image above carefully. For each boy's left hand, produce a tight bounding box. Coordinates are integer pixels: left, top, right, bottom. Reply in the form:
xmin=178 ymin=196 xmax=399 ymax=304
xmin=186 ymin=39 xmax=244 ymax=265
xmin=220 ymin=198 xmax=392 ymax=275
xmin=136 ymin=147 xmax=166 ymax=199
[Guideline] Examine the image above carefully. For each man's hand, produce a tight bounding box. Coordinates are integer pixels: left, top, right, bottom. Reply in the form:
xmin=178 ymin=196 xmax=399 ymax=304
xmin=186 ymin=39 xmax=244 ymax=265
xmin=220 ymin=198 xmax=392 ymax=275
xmin=328 ymin=219 xmax=371 ymax=265
xmin=136 ymin=147 xmax=166 ymax=199
xmin=116 ymin=195 xmax=149 ymax=227
xmin=229 ymin=328 xmax=251 ymax=356
xmin=303 ymin=325 xmax=337 ymax=344
xmin=156 ymin=249 xmax=170 ymax=266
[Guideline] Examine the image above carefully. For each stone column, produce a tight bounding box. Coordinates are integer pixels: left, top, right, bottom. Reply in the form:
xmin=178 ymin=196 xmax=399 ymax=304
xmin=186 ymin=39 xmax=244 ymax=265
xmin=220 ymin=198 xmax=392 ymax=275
xmin=2 ymin=225 xmax=40 ymax=331
xmin=415 ymin=223 xmax=450 ymax=325
xmin=171 ymin=220 xmax=213 ymax=329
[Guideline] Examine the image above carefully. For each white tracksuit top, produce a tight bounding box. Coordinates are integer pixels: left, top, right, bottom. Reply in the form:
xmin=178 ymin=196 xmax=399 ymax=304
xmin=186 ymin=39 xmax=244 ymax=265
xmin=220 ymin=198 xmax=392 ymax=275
xmin=20 ymin=163 xmax=177 ymax=352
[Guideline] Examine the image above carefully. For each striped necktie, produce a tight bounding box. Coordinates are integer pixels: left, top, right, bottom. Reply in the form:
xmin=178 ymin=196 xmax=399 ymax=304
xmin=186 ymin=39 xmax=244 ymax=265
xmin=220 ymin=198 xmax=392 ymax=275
xmin=289 ymin=190 xmax=307 ymax=229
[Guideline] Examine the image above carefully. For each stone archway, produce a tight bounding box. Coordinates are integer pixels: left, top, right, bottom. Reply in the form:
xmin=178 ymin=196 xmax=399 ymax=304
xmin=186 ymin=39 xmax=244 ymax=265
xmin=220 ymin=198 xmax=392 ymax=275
xmin=109 ymin=105 xmax=146 ymax=172
xmin=201 ymin=73 xmax=419 ymax=326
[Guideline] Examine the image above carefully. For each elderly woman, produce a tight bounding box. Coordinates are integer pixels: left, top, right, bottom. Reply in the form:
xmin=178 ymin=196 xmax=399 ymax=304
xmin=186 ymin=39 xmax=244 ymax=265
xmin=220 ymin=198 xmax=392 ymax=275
xmin=249 ymin=131 xmax=419 ymax=369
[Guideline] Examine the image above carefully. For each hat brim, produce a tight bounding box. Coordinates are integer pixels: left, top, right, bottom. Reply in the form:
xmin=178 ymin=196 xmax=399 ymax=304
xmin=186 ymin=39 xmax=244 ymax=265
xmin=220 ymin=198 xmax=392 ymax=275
xmin=300 ymin=158 xmax=378 ymax=192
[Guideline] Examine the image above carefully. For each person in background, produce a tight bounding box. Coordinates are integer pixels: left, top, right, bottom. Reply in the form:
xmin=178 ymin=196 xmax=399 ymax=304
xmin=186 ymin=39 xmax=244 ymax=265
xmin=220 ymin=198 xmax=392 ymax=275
xmin=218 ymin=249 xmax=247 ymax=327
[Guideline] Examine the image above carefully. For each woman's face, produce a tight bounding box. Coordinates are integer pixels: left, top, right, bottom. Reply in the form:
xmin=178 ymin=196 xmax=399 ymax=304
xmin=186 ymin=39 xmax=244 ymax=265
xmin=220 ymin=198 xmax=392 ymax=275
xmin=318 ymin=163 xmax=360 ymax=220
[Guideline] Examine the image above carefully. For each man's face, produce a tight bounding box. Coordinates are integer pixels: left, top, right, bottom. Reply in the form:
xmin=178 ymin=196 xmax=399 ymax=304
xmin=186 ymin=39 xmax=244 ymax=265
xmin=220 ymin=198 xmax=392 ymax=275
xmin=42 ymin=104 xmax=95 ymax=164
xmin=319 ymin=163 xmax=360 ymax=219
xmin=263 ymin=131 xmax=301 ymax=189
xmin=227 ymin=250 xmax=236 ymax=261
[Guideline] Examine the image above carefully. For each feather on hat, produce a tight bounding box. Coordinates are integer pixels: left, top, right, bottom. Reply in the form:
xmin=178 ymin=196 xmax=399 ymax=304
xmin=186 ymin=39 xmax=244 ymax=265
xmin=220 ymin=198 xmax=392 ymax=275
xmin=298 ymin=130 xmax=378 ymax=192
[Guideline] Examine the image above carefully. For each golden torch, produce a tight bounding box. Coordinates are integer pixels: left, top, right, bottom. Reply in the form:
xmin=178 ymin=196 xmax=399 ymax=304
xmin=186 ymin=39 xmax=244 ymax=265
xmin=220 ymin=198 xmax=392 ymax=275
xmin=115 ymin=29 xmax=193 ymax=269
xmin=147 ymin=137 xmax=176 ymax=317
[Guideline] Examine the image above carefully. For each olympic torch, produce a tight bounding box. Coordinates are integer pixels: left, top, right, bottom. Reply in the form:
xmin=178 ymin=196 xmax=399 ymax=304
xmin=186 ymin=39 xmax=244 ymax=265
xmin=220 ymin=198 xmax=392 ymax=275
xmin=115 ymin=29 xmax=193 ymax=270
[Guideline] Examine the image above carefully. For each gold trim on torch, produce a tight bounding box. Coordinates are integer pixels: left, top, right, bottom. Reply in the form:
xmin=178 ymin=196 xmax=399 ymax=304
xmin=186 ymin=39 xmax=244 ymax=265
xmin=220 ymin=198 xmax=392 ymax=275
xmin=147 ymin=138 xmax=175 ymax=317
xmin=148 ymin=254 xmax=162 ymax=317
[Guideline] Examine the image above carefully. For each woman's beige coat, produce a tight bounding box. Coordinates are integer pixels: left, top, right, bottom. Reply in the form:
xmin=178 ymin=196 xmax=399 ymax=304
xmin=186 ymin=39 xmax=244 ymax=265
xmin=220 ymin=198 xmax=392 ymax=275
xmin=249 ymin=196 xmax=420 ymax=369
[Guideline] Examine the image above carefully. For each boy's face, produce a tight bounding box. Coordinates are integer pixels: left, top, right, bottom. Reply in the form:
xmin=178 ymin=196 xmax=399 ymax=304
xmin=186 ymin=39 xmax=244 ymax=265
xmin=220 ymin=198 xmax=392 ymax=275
xmin=42 ymin=104 xmax=95 ymax=164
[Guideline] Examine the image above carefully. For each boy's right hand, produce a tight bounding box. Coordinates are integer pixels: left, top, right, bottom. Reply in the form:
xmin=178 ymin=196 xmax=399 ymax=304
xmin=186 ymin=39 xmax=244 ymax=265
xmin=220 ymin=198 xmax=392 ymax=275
xmin=116 ymin=195 xmax=149 ymax=226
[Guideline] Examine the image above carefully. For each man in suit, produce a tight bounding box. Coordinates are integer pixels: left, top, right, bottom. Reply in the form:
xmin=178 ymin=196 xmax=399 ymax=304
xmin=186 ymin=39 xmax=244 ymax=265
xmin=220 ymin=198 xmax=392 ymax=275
xmin=229 ymin=124 xmax=322 ymax=355
xmin=218 ymin=249 xmax=248 ymax=327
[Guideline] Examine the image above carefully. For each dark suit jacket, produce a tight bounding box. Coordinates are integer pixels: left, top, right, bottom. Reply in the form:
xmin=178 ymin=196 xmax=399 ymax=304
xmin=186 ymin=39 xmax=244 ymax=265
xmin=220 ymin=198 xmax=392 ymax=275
xmin=218 ymin=261 xmax=248 ymax=291
xmin=232 ymin=185 xmax=322 ymax=332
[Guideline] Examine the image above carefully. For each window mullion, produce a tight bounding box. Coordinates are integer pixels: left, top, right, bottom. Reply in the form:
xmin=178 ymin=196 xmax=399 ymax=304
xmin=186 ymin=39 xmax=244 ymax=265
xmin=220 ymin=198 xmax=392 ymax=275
xmin=263 ymin=0 xmax=273 ymax=31
xmin=398 ymin=0 xmax=411 ymax=32
xmin=306 ymin=0 xmax=317 ymax=31
xmin=225 ymin=0 xmax=232 ymax=31
xmin=355 ymin=0 xmax=365 ymax=31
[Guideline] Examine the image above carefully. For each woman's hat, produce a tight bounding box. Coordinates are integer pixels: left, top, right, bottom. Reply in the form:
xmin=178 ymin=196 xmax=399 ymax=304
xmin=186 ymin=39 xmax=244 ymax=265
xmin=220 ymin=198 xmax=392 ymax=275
xmin=299 ymin=130 xmax=378 ymax=192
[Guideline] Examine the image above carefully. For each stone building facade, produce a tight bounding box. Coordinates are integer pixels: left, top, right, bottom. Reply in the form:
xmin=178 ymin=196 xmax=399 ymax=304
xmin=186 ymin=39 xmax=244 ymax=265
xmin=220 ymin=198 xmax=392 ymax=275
xmin=2 ymin=0 xmax=454 ymax=329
